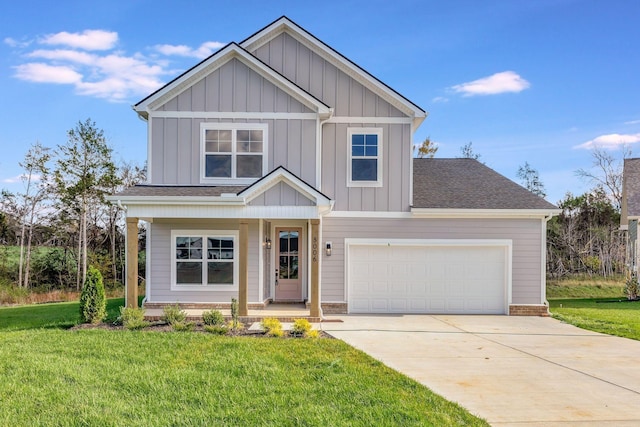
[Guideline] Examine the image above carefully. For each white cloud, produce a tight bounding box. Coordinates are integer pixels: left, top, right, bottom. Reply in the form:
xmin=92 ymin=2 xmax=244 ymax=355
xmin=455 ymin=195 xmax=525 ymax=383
xmin=451 ymin=71 xmax=530 ymax=96
xmin=154 ymin=41 xmax=225 ymax=59
xmin=625 ymin=119 xmax=640 ymax=125
xmin=2 ymin=174 xmax=42 ymax=184
xmin=574 ymin=133 xmax=640 ymax=150
xmin=431 ymin=96 xmax=449 ymax=103
xmin=14 ymin=63 xmax=82 ymax=84
xmin=40 ymin=30 xmax=118 ymax=51
xmin=8 ymin=29 xmax=225 ymax=102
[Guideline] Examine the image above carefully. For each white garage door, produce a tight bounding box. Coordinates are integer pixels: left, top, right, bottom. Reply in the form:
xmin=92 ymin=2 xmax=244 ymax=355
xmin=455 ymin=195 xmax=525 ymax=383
xmin=348 ymin=242 xmax=508 ymax=314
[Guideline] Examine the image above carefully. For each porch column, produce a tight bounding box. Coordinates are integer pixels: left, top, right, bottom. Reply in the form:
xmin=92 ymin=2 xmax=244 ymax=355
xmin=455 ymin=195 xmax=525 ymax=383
xmin=239 ymin=219 xmax=249 ymax=316
xmin=310 ymin=219 xmax=320 ymax=318
xmin=126 ymin=217 xmax=139 ymax=308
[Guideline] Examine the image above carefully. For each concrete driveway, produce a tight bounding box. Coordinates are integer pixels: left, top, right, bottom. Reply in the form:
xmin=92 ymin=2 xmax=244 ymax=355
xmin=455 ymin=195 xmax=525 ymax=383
xmin=321 ymin=315 xmax=640 ymax=426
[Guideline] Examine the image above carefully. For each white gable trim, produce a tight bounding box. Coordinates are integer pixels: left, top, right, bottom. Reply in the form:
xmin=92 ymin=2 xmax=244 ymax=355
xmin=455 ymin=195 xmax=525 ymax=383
xmin=240 ymin=17 xmax=426 ymax=127
xmin=239 ymin=167 xmax=333 ymax=207
xmin=134 ymin=43 xmax=331 ymax=119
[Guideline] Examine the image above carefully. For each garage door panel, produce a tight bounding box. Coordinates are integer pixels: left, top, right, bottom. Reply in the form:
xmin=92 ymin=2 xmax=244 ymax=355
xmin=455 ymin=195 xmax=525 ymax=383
xmin=348 ymin=243 xmax=508 ymax=314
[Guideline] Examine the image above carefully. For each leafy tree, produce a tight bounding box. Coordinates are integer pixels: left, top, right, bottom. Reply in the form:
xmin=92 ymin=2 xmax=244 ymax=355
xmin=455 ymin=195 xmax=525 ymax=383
xmin=79 ymin=265 xmax=106 ymax=323
xmin=415 ymin=136 xmax=438 ymax=158
xmin=517 ymin=162 xmax=546 ymax=198
xmin=459 ymin=142 xmax=481 ymax=161
xmin=54 ymin=119 xmax=117 ymax=289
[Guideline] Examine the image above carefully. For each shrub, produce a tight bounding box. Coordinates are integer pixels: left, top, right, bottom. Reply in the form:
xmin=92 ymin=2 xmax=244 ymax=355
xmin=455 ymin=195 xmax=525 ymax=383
xmin=625 ymin=274 xmax=639 ymax=300
xmin=261 ymin=317 xmax=283 ymax=337
xmin=202 ymin=309 xmax=225 ymax=326
xmin=120 ymin=306 xmax=149 ymax=330
xmin=227 ymin=298 xmax=243 ymax=331
xmin=162 ymin=304 xmax=186 ymax=325
xmin=226 ymin=319 xmax=245 ymax=331
xmin=204 ymin=324 xmax=228 ymax=335
xmin=171 ymin=321 xmax=195 ymax=332
xmin=79 ymin=266 xmax=106 ymax=324
xmin=306 ymin=329 xmax=320 ymax=339
xmin=291 ymin=318 xmax=312 ymax=337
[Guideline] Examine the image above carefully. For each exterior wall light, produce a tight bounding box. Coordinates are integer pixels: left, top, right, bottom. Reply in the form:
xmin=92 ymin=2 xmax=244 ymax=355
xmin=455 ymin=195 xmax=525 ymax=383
xmin=265 ymin=237 xmax=271 ymax=250
xmin=325 ymin=241 xmax=332 ymax=256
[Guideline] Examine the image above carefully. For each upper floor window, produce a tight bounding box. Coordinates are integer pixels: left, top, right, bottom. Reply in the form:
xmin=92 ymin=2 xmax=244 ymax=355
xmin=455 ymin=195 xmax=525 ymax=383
xmin=201 ymin=123 xmax=268 ymax=183
xmin=347 ymin=128 xmax=383 ymax=187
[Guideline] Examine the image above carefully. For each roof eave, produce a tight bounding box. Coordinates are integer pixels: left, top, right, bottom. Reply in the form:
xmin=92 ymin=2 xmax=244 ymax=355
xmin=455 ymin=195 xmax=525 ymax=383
xmin=411 ymin=208 xmax=562 ymax=219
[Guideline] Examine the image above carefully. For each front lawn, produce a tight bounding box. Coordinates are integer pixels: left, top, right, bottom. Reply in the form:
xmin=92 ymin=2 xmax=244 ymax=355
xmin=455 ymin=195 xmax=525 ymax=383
xmin=548 ymin=298 xmax=640 ymax=340
xmin=0 ymin=302 xmax=487 ymax=426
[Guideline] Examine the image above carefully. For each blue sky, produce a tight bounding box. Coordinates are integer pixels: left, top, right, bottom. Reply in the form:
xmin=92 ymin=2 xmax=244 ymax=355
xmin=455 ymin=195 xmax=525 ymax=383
xmin=1 ymin=0 xmax=639 ymax=204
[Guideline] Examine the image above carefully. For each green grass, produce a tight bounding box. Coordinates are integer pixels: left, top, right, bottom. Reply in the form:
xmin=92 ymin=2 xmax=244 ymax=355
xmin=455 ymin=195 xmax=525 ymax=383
xmin=547 ymin=275 xmax=625 ymax=299
xmin=549 ymin=298 xmax=640 ymax=340
xmin=0 ymin=301 xmax=487 ymax=426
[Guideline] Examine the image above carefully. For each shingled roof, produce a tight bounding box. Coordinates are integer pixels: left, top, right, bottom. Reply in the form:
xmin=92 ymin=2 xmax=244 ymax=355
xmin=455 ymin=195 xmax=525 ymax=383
xmin=623 ymin=158 xmax=640 ymax=218
xmin=412 ymin=158 xmax=557 ymax=210
xmin=115 ymin=185 xmax=247 ymax=198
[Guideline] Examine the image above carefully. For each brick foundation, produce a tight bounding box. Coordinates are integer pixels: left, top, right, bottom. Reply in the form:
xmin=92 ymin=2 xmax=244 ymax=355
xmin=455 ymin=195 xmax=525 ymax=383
xmin=144 ymin=302 xmax=266 ymax=310
xmin=509 ymin=304 xmax=549 ymax=316
xmin=321 ymin=303 xmax=348 ymax=314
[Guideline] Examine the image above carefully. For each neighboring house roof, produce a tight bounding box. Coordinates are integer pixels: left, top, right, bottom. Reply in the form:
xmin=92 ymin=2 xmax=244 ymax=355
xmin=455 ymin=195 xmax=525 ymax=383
xmin=412 ymin=158 xmax=558 ymax=210
xmin=133 ymin=42 xmax=331 ymax=119
xmin=622 ymin=158 xmax=640 ymax=222
xmin=240 ymin=16 xmax=426 ymax=126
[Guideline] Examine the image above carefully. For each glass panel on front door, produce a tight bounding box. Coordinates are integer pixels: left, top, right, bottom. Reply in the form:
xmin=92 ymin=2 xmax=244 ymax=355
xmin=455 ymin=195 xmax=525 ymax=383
xmin=278 ymin=231 xmax=299 ymax=280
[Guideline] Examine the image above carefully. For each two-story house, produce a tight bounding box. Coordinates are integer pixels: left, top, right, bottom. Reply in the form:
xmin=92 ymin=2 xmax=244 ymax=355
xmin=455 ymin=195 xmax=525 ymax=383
xmin=112 ymin=16 xmax=559 ymax=318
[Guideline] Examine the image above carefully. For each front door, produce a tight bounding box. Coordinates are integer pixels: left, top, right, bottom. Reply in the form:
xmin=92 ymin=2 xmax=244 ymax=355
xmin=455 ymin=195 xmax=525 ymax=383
xmin=275 ymin=227 xmax=302 ymax=301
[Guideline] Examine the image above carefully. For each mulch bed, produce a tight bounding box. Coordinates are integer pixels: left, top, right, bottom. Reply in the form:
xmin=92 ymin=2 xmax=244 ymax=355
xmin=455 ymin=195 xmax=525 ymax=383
xmin=69 ymin=321 xmax=333 ymax=338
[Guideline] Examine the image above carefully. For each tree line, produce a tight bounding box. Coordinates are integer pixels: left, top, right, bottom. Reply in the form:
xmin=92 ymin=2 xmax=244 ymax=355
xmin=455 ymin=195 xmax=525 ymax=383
xmin=1 ymin=119 xmax=145 ymax=290
xmin=415 ymin=137 xmax=628 ymax=278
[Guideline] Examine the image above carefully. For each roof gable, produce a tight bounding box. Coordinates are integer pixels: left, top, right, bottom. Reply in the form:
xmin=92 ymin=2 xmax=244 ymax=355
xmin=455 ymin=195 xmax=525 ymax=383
xmin=134 ymin=42 xmax=330 ymax=119
xmin=240 ymin=16 xmax=426 ymax=126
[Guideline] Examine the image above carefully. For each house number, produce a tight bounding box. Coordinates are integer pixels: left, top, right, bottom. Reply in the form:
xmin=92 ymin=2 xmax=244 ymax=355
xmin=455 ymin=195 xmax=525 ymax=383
xmin=312 ymin=236 xmax=318 ymax=262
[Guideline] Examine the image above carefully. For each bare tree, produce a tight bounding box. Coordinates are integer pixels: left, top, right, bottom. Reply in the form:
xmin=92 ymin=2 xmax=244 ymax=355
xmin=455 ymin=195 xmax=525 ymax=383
xmin=459 ymin=142 xmax=481 ymax=161
xmin=517 ymin=162 xmax=546 ymax=198
xmin=575 ymin=146 xmax=629 ymax=211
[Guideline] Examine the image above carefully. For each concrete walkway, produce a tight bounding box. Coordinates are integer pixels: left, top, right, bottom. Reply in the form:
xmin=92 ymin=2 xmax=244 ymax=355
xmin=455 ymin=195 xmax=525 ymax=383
xmin=321 ymin=315 xmax=640 ymax=426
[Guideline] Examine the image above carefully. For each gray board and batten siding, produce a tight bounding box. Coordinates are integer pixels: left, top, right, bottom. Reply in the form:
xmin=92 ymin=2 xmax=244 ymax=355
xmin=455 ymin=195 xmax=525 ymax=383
xmin=321 ymin=217 xmax=545 ymax=305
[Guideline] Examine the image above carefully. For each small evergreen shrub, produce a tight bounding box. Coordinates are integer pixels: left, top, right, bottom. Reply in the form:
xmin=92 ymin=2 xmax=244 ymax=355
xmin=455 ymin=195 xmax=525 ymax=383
xmin=162 ymin=304 xmax=186 ymax=325
xmin=291 ymin=318 xmax=312 ymax=337
xmin=204 ymin=324 xmax=228 ymax=335
xmin=261 ymin=317 xmax=283 ymax=337
xmin=79 ymin=266 xmax=106 ymax=324
xmin=171 ymin=321 xmax=195 ymax=332
xmin=202 ymin=309 xmax=225 ymax=326
xmin=625 ymin=274 xmax=639 ymax=300
xmin=226 ymin=319 xmax=245 ymax=331
xmin=120 ymin=306 xmax=149 ymax=330
xmin=227 ymin=298 xmax=243 ymax=331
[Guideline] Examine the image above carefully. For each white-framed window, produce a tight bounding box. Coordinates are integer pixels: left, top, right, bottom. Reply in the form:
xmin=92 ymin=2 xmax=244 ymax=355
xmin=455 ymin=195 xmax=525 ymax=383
xmin=171 ymin=230 xmax=239 ymax=290
xmin=200 ymin=123 xmax=268 ymax=184
xmin=347 ymin=128 xmax=383 ymax=187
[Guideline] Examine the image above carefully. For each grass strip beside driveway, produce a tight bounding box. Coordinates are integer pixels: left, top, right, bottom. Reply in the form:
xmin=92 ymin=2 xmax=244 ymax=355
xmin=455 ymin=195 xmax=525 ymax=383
xmin=549 ymin=298 xmax=640 ymax=340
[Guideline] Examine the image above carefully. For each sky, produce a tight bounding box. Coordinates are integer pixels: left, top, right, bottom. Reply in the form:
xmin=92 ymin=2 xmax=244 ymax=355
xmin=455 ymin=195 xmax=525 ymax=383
xmin=1 ymin=0 xmax=639 ymax=205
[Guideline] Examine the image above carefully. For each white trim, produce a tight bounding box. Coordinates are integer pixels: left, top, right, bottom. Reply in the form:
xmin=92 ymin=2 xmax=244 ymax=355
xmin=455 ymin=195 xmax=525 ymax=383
xmin=126 ymin=204 xmax=331 ymax=220
xmin=136 ymin=44 xmax=330 ymax=118
xmin=258 ymin=219 xmax=264 ymax=304
xmin=411 ymin=208 xmax=562 ymax=218
xmin=541 ymin=214 xmax=553 ymax=305
xmin=326 ymin=116 xmax=413 ymax=124
xmin=170 ymin=230 xmax=239 ymax=291
xmin=240 ymin=167 xmax=332 ymax=206
xmin=409 ymin=121 xmax=414 ymax=207
xmin=150 ymin=111 xmax=319 ymax=120
xmin=146 ymin=117 xmax=152 ymax=183
xmin=326 ymin=211 xmax=412 ymax=218
xmin=344 ymin=238 xmax=513 ymax=315
xmin=200 ymin=122 xmax=269 ymax=185
xmin=347 ymin=127 xmax=383 ymax=188
xmin=145 ymin=221 xmax=151 ymax=302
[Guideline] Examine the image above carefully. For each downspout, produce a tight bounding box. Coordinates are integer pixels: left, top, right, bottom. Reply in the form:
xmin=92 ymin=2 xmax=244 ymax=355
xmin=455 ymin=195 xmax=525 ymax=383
xmin=542 ymin=213 xmax=554 ymax=310
xmin=316 ymin=108 xmax=334 ymax=191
